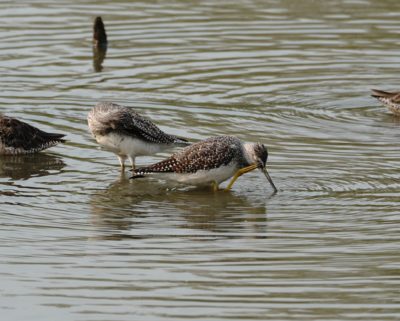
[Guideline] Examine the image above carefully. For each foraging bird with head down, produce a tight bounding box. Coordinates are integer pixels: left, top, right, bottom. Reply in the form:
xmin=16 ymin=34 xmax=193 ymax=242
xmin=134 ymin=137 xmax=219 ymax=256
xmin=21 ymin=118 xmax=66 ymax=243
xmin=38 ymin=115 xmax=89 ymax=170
xmin=0 ymin=114 xmax=65 ymax=155
xmin=87 ymin=102 xmax=190 ymax=170
xmin=130 ymin=135 xmax=277 ymax=193
xmin=371 ymin=89 xmax=400 ymax=116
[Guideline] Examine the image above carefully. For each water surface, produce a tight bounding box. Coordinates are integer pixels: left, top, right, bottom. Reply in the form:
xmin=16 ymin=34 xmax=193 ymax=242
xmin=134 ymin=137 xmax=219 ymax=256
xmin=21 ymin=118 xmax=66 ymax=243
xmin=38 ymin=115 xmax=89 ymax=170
xmin=1 ymin=1 xmax=400 ymax=320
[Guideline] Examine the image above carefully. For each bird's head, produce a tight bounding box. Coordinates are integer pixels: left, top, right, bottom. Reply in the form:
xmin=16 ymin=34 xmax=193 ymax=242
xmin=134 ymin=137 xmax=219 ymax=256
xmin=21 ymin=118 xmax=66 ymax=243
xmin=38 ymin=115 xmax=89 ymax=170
xmin=244 ymin=142 xmax=277 ymax=193
xmin=252 ymin=143 xmax=268 ymax=169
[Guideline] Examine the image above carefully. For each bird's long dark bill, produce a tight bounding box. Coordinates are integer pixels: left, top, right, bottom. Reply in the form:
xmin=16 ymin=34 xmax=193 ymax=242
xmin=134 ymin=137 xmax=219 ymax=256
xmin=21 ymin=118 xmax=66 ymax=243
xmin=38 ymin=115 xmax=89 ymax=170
xmin=263 ymin=168 xmax=278 ymax=193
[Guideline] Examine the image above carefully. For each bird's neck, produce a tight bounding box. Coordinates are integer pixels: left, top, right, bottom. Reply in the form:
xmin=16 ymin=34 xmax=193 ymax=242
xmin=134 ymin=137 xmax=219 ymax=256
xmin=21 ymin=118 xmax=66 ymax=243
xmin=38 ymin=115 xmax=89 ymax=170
xmin=242 ymin=143 xmax=256 ymax=166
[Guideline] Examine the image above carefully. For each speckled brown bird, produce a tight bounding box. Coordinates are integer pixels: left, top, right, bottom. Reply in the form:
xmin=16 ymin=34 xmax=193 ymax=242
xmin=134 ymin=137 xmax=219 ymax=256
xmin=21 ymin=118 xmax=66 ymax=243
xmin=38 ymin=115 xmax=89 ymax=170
xmin=88 ymin=102 xmax=190 ymax=169
xmin=131 ymin=135 xmax=277 ymax=192
xmin=0 ymin=114 xmax=65 ymax=155
xmin=371 ymin=89 xmax=400 ymax=116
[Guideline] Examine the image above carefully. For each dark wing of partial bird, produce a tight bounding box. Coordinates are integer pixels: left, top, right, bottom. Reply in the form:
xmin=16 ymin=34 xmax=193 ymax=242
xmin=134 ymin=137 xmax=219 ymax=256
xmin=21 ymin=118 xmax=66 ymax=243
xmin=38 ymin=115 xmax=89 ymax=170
xmin=371 ymin=89 xmax=400 ymax=104
xmin=0 ymin=117 xmax=65 ymax=151
xmin=371 ymin=89 xmax=399 ymax=99
xmin=132 ymin=137 xmax=238 ymax=177
xmin=371 ymin=89 xmax=393 ymax=98
xmin=390 ymin=93 xmax=400 ymax=103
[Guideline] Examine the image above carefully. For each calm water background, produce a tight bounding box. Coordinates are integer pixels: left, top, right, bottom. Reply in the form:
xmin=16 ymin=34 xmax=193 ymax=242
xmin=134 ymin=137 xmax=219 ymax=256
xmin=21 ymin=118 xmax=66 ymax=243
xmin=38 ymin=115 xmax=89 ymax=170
xmin=1 ymin=0 xmax=400 ymax=320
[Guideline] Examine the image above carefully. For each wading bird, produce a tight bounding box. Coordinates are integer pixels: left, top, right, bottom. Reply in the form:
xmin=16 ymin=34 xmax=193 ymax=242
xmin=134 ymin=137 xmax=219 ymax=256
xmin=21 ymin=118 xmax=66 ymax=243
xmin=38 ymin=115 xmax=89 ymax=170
xmin=131 ymin=135 xmax=277 ymax=193
xmin=88 ymin=102 xmax=190 ymax=170
xmin=0 ymin=114 xmax=65 ymax=155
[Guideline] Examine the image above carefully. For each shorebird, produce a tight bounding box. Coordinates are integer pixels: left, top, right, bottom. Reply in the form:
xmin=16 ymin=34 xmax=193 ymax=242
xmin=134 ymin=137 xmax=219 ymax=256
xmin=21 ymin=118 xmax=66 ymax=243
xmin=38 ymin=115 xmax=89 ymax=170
xmin=371 ymin=89 xmax=400 ymax=116
xmin=0 ymin=114 xmax=65 ymax=155
xmin=87 ymin=102 xmax=190 ymax=170
xmin=131 ymin=135 xmax=277 ymax=193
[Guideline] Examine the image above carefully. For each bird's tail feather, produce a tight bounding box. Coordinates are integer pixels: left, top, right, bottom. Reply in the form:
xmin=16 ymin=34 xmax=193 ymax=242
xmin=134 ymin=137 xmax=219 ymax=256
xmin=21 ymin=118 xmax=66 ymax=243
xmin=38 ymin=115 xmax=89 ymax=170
xmin=42 ymin=132 xmax=66 ymax=143
xmin=172 ymin=136 xmax=191 ymax=146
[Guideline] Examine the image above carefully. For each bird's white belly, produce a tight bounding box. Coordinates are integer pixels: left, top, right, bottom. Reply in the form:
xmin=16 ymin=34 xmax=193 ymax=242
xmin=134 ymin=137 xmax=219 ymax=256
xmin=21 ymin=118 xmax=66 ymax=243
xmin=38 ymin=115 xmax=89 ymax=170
xmin=96 ymin=133 xmax=162 ymax=157
xmin=158 ymin=163 xmax=238 ymax=186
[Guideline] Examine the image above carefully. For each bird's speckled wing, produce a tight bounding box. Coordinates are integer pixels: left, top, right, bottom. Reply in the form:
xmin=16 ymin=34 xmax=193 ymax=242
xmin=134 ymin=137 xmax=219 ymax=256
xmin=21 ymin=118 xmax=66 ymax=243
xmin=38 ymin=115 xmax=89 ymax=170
xmin=0 ymin=116 xmax=65 ymax=153
xmin=89 ymin=102 xmax=188 ymax=145
xmin=132 ymin=136 xmax=240 ymax=177
xmin=123 ymin=108 xmax=185 ymax=144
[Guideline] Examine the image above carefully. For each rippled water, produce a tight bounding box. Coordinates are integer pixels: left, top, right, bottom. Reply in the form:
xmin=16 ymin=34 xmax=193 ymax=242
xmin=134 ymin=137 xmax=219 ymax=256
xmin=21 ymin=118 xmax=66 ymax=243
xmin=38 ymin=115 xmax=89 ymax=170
xmin=1 ymin=0 xmax=400 ymax=320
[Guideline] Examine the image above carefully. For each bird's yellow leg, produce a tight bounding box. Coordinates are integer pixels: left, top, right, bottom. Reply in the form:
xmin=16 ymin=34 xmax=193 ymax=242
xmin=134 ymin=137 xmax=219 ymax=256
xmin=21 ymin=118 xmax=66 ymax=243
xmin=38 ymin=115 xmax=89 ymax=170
xmin=211 ymin=181 xmax=220 ymax=192
xmin=224 ymin=164 xmax=258 ymax=191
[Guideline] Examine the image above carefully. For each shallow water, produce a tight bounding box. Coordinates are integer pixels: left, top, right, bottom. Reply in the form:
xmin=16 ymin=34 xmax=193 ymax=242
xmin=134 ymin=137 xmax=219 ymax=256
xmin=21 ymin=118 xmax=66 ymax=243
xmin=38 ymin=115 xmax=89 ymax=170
xmin=1 ymin=0 xmax=400 ymax=320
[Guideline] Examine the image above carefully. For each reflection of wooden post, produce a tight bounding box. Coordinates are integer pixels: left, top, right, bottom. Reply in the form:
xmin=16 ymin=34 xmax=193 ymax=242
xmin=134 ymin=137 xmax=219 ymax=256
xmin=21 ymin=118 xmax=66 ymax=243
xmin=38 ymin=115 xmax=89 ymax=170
xmin=93 ymin=16 xmax=107 ymax=72
xmin=93 ymin=46 xmax=107 ymax=72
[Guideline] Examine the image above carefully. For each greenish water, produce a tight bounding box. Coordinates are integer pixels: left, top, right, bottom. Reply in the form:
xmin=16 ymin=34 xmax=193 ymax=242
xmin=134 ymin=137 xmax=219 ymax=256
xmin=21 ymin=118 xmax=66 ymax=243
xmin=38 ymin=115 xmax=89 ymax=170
xmin=1 ymin=1 xmax=400 ymax=320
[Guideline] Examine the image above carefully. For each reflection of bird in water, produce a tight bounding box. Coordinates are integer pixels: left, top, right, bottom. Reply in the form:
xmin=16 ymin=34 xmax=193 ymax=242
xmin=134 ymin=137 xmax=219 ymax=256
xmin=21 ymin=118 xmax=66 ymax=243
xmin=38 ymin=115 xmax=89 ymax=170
xmin=0 ymin=114 xmax=65 ymax=155
xmin=92 ymin=16 xmax=107 ymax=72
xmin=90 ymin=175 xmax=267 ymax=239
xmin=371 ymin=89 xmax=400 ymax=116
xmin=0 ymin=153 xmax=65 ymax=180
xmin=89 ymin=174 xmax=165 ymax=239
xmin=88 ymin=102 xmax=190 ymax=170
xmin=170 ymin=189 xmax=267 ymax=233
xmin=131 ymin=135 xmax=277 ymax=193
